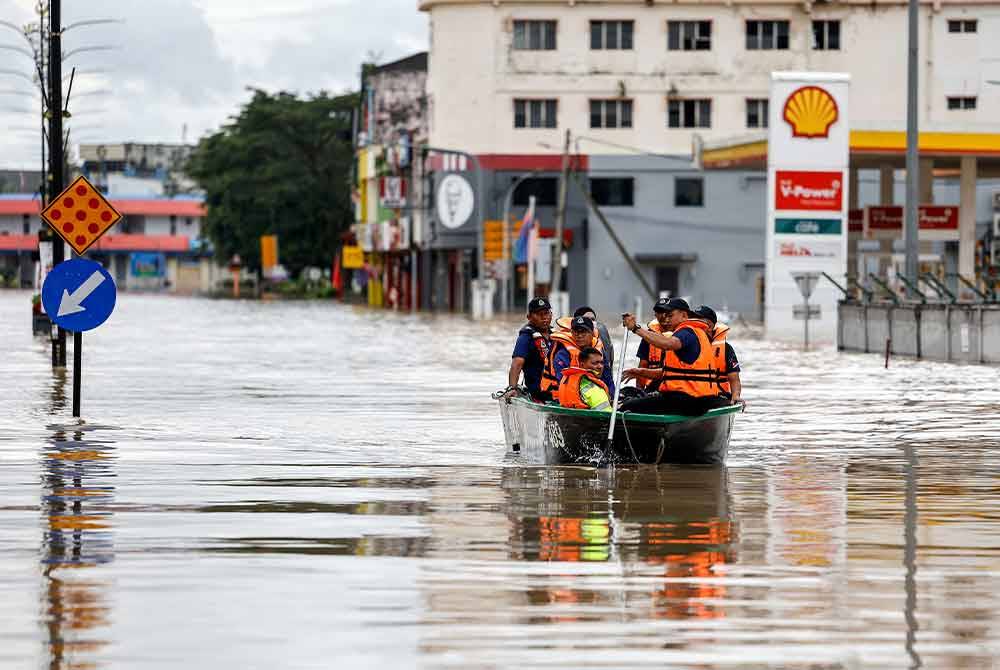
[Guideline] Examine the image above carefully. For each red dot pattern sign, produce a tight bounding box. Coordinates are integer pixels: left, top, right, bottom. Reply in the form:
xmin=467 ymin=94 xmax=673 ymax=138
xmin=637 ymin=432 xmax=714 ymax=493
xmin=40 ymin=176 xmax=122 ymax=255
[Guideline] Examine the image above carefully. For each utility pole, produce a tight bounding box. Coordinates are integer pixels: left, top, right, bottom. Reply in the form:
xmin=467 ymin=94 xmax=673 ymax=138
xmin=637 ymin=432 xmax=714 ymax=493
xmin=48 ymin=0 xmax=67 ymax=369
xmin=903 ymin=0 xmax=920 ymax=295
xmin=549 ymin=128 xmax=571 ymax=308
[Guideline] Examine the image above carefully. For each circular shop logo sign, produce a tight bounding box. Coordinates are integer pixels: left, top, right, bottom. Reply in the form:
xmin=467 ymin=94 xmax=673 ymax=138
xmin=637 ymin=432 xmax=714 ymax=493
xmin=436 ymin=174 xmax=475 ymax=230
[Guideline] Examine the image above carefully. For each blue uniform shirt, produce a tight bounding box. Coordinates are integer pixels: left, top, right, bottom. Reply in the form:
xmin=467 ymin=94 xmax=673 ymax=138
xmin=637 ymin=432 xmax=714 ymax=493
xmin=673 ymin=328 xmax=701 ymax=365
xmin=512 ymin=325 xmax=551 ymax=394
xmin=725 ymin=342 xmax=740 ymax=373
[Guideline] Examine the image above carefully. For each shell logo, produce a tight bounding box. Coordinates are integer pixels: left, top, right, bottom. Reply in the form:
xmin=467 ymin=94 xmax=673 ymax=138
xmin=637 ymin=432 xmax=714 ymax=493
xmin=783 ymin=86 xmax=839 ymax=139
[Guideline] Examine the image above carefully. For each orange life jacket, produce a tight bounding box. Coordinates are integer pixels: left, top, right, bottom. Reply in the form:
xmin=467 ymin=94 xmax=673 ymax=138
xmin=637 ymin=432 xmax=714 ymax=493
xmin=658 ymin=320 xmax=718 ymax=398
xmin=710 ymin=323 xmax=731 ymax=396
xmin=557 ymin=367 xmax=610 ymax=409
xmin=541 ymin=330 xmax=602 ymax=392
xmin=639 ymin=320 xmax=670 ymax=390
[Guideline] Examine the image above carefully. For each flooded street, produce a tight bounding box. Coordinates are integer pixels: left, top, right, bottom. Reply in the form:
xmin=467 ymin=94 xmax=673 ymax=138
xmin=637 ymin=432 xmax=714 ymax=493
xmin=3 ymin=291 xmax=1000 ymax=669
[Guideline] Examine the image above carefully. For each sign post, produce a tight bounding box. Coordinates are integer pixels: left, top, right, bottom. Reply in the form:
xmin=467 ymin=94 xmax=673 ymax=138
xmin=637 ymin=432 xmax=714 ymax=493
xmin=40 ymin=175 xmax=122 ymax=418
xmin=792 ymin=271 xmax=821 ymax=350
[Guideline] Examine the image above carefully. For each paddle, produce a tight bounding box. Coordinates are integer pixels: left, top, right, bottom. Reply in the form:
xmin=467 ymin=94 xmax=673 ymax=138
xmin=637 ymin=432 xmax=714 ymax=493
xmin=604 ymin=323 xmax=630 ymax=454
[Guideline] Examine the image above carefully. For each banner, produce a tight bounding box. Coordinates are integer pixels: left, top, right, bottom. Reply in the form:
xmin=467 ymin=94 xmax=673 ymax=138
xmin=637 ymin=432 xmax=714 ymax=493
xmin=260 ymin=234 xmax=278 ymax=272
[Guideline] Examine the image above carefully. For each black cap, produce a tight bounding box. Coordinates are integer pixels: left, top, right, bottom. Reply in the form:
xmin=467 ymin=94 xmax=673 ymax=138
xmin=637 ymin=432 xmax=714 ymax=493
xmin=528 ymin=296 xmax=552 ymax=313
xmin=573 ymin=306 xmax=596 ymax=318
xmin=653 ymin=297 xmax=691 ymax=313
xmin=571 ymin=315 xmax=594 ymax=332
xmin=695 ymin=305 xmax=718 ymax=324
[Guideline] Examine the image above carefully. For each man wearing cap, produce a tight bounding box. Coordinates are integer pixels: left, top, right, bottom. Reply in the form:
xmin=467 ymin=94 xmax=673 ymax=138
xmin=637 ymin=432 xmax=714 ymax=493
xmin=694 ymin=305 xmax=742 ymax=406
xmin=635 ymin=297 xmax=673 ymax=390
xmin=619 ymin=298 xmax=728 ymax=416
xmin=546 ymin=315 xmax=616 ymax=397
xmin=505 ymin=297 xmax=554 ymax=401
xmin=573 ymin=306 xmax=614 ymax=372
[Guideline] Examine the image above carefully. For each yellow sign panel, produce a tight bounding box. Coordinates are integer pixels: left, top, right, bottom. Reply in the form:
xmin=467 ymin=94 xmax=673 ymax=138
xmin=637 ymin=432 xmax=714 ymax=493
xmin=260 ymin=234 xmax=278 ymax=270
xmin=41 ymin=176 xmax=122 ymax=255
xmin=483 ymin=220 xmax=510 ymax=261
xmin=342 ymin=245 xmax=364 ymax=269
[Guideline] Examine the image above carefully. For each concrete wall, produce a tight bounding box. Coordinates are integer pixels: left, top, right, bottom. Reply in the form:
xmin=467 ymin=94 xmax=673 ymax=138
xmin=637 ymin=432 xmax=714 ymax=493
xmin=838 ymin=302 xmax=1000 ymax=364
xmin=586 ymin=154 xmax=766 ymax=318
xmin=424 ymin=0 xmax=1000 ymax=155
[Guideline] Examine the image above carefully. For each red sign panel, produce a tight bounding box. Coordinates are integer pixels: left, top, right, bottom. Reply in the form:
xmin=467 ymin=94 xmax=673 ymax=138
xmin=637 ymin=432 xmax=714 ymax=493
xmin=868 ymin=206 xmax=959 ymax=231
xmin=848 ymin=208 xmax=863 ymax=233
xmin=775 ymin=171 xmax=844 ymax=212
xmin=918 ymin=206 xmax=958 ymax=230
xmin=868 ymin=206 xmax=903 ymax=231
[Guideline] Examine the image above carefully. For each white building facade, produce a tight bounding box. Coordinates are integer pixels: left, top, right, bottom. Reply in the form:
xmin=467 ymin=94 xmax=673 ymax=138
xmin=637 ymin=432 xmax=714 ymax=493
xmin=423 ymin=0 xmax=1000 ymax=154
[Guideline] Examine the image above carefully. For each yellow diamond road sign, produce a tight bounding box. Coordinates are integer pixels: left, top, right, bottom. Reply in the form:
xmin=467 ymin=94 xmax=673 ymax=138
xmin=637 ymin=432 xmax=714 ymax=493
xmin=41 ymin=176 xmax=122 ymax=255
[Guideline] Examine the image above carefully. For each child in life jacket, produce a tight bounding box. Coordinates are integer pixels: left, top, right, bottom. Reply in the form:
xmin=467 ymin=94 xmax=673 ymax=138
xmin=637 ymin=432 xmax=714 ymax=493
xmin=556 ymin=347 xmax=612 ymax=412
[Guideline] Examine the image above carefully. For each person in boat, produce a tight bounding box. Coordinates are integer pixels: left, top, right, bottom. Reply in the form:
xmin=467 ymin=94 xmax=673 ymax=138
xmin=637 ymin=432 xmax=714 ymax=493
xmin=505 ymin=296 xmax=553 ymax=401
xmin=619 ymin=298 xmax=729 ymax=416
xmin=694 ymin=305 xmax=742 ymax=406
xmin=543 ymin=315 xmax=616 ymax=397
xmin=556 ymin=346 xmax=612 ymax=411
xmin=573 ymin=306 xmax=614 ymax=371
xmin=635 ymin=297 xmax=673 ymax=391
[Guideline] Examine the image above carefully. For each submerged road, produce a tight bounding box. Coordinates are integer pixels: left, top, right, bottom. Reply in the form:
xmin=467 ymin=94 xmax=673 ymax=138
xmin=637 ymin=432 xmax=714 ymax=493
xmin=2 ymin=291 xmax=1000 ymax=668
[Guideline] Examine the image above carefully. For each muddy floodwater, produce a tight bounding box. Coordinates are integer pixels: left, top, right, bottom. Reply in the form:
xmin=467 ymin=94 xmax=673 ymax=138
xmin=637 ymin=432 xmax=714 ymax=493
xmin=3 ymin=291 xmax=1000 ymax=669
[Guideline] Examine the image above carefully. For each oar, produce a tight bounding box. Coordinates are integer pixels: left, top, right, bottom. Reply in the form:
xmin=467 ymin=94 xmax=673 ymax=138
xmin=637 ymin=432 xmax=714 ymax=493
xmin=604 ymin=324 xmax=630 ymax=455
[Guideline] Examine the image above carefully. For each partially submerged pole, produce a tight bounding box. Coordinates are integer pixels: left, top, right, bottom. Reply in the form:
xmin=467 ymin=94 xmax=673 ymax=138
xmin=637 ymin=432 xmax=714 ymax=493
xmin=903 ymin=0 xmax=920 ymax=296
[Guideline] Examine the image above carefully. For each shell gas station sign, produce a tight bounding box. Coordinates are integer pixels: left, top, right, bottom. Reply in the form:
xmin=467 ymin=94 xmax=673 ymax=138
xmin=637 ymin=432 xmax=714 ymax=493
xmin=766 ymin=72 xmax=850 ymax=344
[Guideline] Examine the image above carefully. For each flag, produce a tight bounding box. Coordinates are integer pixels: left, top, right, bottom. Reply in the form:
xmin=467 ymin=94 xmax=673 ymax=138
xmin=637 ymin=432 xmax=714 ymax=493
xmin=332 ymin=254 xmax=342 ymax=295
xmin=513 ymin=195 xmax=537 ymax=264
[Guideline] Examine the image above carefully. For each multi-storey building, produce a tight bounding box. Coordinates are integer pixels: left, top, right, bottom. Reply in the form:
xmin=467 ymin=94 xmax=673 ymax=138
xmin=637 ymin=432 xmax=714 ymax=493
xmin=420 ymin=0 xmax=1000 ymax=318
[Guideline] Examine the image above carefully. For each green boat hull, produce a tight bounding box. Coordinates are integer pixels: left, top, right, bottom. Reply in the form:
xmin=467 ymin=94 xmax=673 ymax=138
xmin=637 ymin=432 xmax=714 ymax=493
xmin=499 ymin=397 xmax=739 ymax=466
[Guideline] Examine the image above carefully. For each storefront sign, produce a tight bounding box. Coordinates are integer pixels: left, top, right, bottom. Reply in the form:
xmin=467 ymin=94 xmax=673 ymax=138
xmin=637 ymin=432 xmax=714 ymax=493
xmin=342 ymin=245 xmax=364 ymax=269
xmin=865 ymin=205 xmax=960 ymax=241
xmin=775 ymin=170 xmax=844 ymax=211
xmin=379 ymin=177 xmax=407 ymax=208
xmin=130 ymin=252 xmax=165 ymax=277
xmin=774 ymin=217 xmax=842 ymax=235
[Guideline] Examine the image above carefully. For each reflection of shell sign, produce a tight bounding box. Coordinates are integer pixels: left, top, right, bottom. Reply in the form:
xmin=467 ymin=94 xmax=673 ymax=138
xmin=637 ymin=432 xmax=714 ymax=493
xmin=775 ymin=170 xmax=843 ymax=211
xmin=783 ymin=86 xmax=839 ymax=139
xmin=436 ymin=174 xmax=475 ymax=229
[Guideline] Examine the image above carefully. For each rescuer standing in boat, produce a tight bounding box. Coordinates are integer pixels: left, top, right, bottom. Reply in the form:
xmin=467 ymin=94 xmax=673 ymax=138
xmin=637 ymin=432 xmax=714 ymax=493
xmin=504 ymin=297 xmax=554 ymax=401
xmin=619 ymin=298 xmax=730 ymax=416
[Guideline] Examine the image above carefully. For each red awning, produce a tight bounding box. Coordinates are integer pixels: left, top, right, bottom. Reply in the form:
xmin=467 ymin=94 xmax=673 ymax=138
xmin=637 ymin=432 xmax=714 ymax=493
xmin=0 ymin=197 xmax=205 ymax=217
xmin=0 ymin=234 xmax=192 ymax=253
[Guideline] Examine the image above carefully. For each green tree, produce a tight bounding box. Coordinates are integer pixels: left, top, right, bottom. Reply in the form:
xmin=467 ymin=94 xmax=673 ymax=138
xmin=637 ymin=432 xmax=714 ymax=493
xmin=187 ymin=89 xmax=357 ymax=276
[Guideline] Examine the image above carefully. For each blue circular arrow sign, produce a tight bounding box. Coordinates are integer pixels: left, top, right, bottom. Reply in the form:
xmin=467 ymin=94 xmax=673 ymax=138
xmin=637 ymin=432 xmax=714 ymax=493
xmin=41 ymin=258 xmax=117 ymax=332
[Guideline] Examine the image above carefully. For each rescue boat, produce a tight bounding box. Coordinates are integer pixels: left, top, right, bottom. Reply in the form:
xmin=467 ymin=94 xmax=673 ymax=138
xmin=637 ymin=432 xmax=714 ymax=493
xmin=498 ymin=396 xmax=739 ymax=466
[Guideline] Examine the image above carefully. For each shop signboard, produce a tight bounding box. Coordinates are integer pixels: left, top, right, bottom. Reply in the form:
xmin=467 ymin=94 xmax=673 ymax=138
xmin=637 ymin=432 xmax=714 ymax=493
xmin=774 ymin=170 xmax=844 ymax=212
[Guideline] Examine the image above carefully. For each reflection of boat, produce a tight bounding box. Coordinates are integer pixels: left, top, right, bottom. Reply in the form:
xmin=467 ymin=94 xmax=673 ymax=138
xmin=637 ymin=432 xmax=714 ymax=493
xmin=498 ymin=397 xmax=739 ymax=465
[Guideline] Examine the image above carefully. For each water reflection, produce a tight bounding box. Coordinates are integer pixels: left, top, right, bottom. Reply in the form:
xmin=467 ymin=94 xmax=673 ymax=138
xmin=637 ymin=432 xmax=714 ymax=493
xmin=40 ymin=373 xmax=115 ymax=670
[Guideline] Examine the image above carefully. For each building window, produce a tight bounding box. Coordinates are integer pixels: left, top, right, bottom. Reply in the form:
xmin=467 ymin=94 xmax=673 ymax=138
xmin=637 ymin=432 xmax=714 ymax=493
xmin=667 ymin=99 xmax=711 ymax=128
xmin=590 ymin=99 xmax=633 ymax=129
xmin=590 ymin=20 xmax=633 ymax=50
xmin=667 ymin=21 xmax=711 ymax=51
xmin=746 ymin=99 xmax=769 ymax=128
xmin=947 ymin=19 xmax=977 ymax=33
xmin=812 ymin=20 xmax=840 ymax=50
xmin=514 ymin=99 xmax=558 ymax=128
xmin=591 ymin=178 xmax=634 ymax=206
xmin=746 ymin=20 xmax=790 ymax=50
xmin=947 ymin=96 xmax=977 ymax=110
xmin=22 ymin=215 xmax=30 ymax=234
xmin=513 ymin=20 xmax=557 ymax=50
xmin=169 ymin=215 xmax=177 ymax=236
xmin=513 ymin=177 xmax=559 ymax=207
xmin=675 ymin=177 xmax=704 ymax=207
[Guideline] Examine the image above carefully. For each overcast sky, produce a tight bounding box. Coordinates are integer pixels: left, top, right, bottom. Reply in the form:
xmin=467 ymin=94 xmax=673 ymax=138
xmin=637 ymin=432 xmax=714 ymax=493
xmin=0 ymin=0 xmax=427 ymax=170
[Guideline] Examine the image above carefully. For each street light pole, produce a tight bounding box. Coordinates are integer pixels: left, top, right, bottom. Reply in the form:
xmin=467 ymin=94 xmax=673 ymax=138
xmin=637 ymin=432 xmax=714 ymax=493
xmin=903 ymin=0 xmax=920 ymax=295
xmin=49 ymin=0 xmax=67 ymax=369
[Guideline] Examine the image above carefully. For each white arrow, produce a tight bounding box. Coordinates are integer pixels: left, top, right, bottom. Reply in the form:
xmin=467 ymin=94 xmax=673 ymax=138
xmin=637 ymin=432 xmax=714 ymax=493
xmin=57 ymin=270 xmax=106 ymax=317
